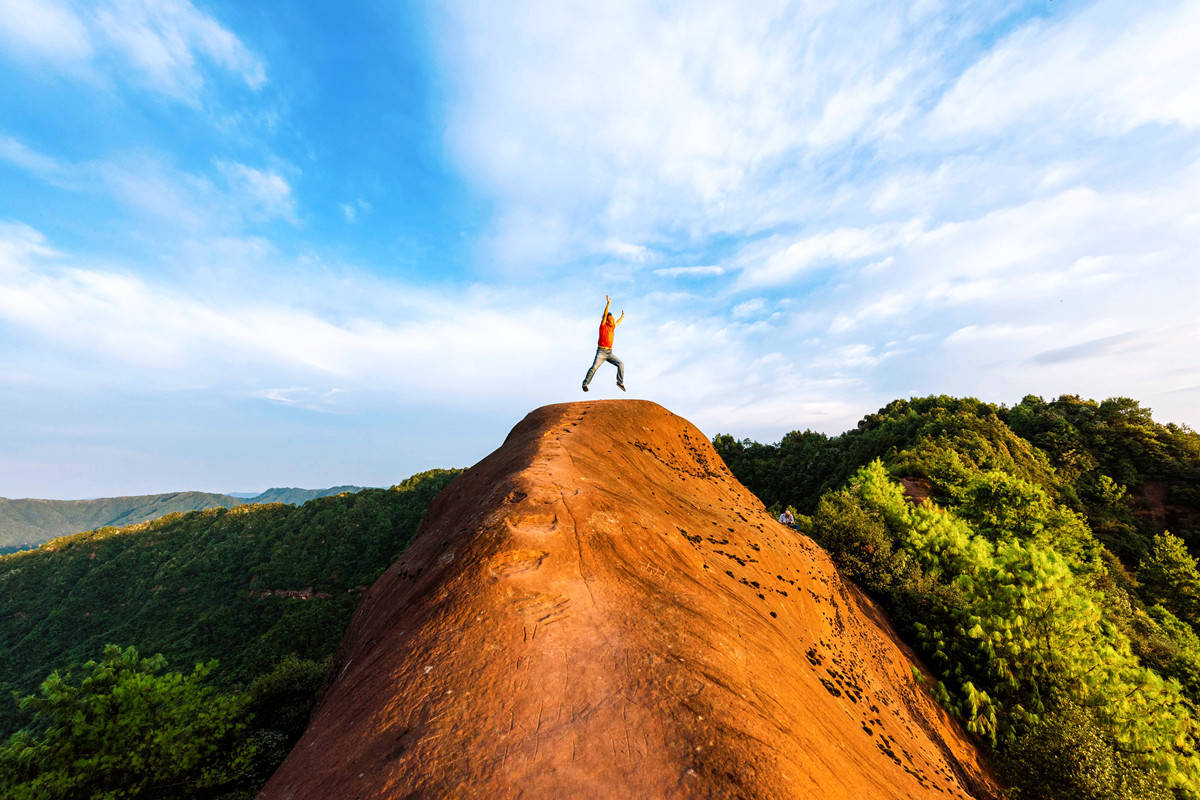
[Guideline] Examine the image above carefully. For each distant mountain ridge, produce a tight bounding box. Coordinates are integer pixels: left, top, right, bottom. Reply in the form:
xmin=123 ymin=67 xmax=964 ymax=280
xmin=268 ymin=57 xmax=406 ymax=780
xmin=0 ymin=486 xmax=369 ymax=552
xmin=243 ymin=486 xmax=366 ymax=505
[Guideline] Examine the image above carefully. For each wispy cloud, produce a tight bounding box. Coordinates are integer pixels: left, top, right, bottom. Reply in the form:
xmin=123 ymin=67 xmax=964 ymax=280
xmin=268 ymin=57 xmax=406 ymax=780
xmin=435 ymin=0 xmax=990 ymax=268
xmin=0 ymin=136 xmax=81 ymax=188
xmin=731 ymin=298 xmax=765 ymax=319
xmin=0 ymin=223 xmax=880 ymax=438
xmin=0 ymin=134 xmax=299 ymax=231
xmin=216 ymin=161 xmax=298 ymax=224
xmin=340 ymin=199 xmax=371 ymax=223
xmin=603 ymin=238 xmax=652 ymax=262
xmin=945 ymin=324 xmax=1054 ymax=345
xmin=0 ymin=221 xmax=59 ymax=262
xmin=252 ymin=387 xmax=345 ymax=412
xmin=738 ymin=223 xmax=919 ymax=289
xmin=0 ymin=0 xmax=265 ymax=103
xmin=0 ymin=223 xmax=583 ymax=402
xmin=653 ymin=265 xmax=724 ymax=278
xmin=1032 ymin=331 xmax=1147 ymax=365
xmin=0 ymin=0 xmax=93 ymax=70
xmin=927 ymin=0 xmax=1200 ymax=139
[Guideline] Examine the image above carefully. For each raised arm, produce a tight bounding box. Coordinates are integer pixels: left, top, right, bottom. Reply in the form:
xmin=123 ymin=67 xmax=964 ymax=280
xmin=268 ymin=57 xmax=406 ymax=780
xmin=601 ymin=295 xmax=611 ymax=322
xmin=616 ymin=310 xmax=625 ymax=325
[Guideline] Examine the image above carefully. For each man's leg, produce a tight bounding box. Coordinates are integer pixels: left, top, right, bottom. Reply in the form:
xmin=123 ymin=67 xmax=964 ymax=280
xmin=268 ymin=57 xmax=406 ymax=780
xmin=582 ymin=348 xmax=606 ymax=388
xmin=607 ymin=352 xmax=625 ymax=386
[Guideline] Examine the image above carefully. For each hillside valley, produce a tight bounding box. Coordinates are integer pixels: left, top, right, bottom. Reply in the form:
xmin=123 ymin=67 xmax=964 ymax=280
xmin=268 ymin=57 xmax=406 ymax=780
xmin=0 ymin=471 xmax=459 ymax=778
xmin=3 ymin=394 xmax=1200 ymax=800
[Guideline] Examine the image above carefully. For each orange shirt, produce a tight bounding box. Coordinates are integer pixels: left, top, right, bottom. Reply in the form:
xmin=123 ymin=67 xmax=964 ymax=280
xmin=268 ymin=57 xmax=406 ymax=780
xmin=598 ymin=321 xmax=615 ymax=348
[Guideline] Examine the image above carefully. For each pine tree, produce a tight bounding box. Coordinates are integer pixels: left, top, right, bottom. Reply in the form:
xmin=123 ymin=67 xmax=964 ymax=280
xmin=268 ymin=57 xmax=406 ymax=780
xmin=1141 ymin=532 xmax=1200 ymax=628
xmin=0 ymin=646 xmax=252 ymax=800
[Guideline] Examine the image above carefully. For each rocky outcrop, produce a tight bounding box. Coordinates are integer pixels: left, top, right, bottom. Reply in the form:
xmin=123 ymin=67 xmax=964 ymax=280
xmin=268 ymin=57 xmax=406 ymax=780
xmin=261 ymin=400 xmax=998 ymax=800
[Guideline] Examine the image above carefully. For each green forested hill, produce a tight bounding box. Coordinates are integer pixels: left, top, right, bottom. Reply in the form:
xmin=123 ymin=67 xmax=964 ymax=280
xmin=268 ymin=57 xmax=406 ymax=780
xmin=716 ymin=394 xmax=1200 ymax=558
xmin=0 ymin=486 xmax=371 ymax=552
xmin=0 ymin=470 xmax=459 ymax=743
xmin=716 ymin=394 xmax=1200 ymax=800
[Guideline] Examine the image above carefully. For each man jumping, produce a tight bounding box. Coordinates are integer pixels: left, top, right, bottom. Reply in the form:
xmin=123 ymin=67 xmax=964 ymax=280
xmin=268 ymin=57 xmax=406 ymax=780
xmin=582 ymin=295 xmax=625 ymax=392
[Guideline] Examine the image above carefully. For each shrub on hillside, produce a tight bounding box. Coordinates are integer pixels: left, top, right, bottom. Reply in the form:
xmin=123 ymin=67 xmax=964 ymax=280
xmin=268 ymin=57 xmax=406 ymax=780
xmin=1140 ymin=531 xmax=1200 ymax=628
xmin=817 ymin=461 xmax=1200 ymax=798
xmin=0 ymin=646 xmax=254 ymax=800
xmin=809 ymin=489 xmax=905 ymax=595
xmin=996 ymin=696 xmax=1171 ymax=800
xmin=247 ymin=654 xmax=328 ymax=742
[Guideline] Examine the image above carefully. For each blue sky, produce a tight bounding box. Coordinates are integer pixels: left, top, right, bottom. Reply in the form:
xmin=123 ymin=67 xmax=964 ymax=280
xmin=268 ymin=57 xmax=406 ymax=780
xmin=1 ymin=0 xmax=1198 ymax=498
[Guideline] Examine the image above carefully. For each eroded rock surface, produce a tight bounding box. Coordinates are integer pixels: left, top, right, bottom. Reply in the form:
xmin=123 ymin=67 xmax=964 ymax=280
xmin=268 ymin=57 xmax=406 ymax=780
xmin=261 ymin=400 xmax=998 ymax=800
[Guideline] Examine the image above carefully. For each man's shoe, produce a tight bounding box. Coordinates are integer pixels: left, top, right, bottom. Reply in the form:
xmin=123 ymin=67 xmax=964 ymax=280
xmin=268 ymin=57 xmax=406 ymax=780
xmin=582 ymin=384 xmax=589 ymax=392
xmin=617 ymin=383 xmax=626 ymax=392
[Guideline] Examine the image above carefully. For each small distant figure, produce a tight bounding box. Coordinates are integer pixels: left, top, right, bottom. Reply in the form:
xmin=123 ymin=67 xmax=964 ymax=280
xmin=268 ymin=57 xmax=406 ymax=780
xmin=582 ymin=295 xmax=625 ymax=393
xmin=778 ymin=508 xmax=795 ymax=527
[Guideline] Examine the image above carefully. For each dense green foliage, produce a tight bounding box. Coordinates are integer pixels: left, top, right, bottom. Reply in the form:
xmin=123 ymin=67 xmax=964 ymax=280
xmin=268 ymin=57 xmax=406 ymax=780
xmin=1004 ymin=395 xmax=1200 ymax=559
xmin=717 ymin=395 xmax=1200 ymax=800
xmin=1140 ymin=532 xmax=1200 ymax=629
xmin=0 ymin=486 xmax=370 ymax=553
xmin=0 ymin=469 xmax=459 ymax=796
xmin=0 ymin=646 xmax=256 ymax=800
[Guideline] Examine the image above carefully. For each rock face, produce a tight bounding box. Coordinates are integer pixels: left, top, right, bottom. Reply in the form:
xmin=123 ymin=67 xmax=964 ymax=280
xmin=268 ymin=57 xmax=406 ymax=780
xmin=261 ymin=400 xmax=998 ymax=800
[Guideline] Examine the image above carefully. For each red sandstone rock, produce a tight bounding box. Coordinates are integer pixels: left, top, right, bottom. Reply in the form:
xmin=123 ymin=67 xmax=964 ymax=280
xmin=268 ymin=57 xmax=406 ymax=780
xmin=260 ymin=400 xmax=999 ymax=800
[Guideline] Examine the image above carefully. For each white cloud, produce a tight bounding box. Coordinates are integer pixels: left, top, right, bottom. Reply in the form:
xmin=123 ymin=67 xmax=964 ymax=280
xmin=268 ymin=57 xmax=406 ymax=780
xmin=927 ymin=0 xmax=1200 ymax=139
xmin=0 ymin=135 xmax=300 ymax=231
xmin=0 ymin=222 xmax=889 ymax=441
xmin=435 ymin=0 xmax=978 ymax=267
xmin=99 ymin=155 xmax=217 ymax=229
xmin=731 ymin=298 xmax=765 ymax=319
xmin=0 ymin=224 xmax=583 ymax=403
xmin=340 ymin=199 xmax=371 ymax=222
xmin=217 ymin=161 xmax=298 ymax=224
xmin=603 ymin=238 xmax=652 ymax=262
xmin=829 ymin=293 xmax=912 ymax=334
xmin=0 ymin=0 xmax=265 ymax=102
xmin=806 ymin=68 xmax=912 ymax=149
xmin=0 ymin=0 xmax=92 ymax=68
xmin=944 ymin=324 xmax=1054 ymax=345
xmin=653 ymin=265 xmax=724 ymax=278
xmin=739 ymin=222 xmax=920 ymax=288
xmin=0 ymin=221 xmax=58 ymax=265
xmin=0 ymin=135 xmax=79 ymax=188
xmin=96 ymin=0 xmax=266 ymax=97
xmin=252 ymin=387 xmax=345 ymax=412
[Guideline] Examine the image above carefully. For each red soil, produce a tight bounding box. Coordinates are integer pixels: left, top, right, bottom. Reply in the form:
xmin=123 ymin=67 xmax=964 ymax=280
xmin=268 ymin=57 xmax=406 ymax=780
xmin=1133 ymin=480 xmax=1200 ymax=534
xmin=900 ymin=477 xmax=936 ymax=505
xmin=260 ymin=400 xmax=998 ymax=800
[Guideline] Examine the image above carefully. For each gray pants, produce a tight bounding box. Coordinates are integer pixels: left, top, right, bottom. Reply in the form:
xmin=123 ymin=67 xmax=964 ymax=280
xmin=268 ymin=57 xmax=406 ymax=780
xmin=583 ymin=347 xmax=624 ymax=387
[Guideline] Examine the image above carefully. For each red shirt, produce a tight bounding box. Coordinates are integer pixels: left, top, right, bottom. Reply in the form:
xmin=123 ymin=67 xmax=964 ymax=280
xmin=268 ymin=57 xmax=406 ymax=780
xmin=598 ymin=321 xmax=615 ymax=348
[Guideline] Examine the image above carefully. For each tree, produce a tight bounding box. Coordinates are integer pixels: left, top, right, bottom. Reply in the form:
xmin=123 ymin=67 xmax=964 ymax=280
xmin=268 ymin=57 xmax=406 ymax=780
xmin=809 ymin=488 xmax=903 ymax=595
xmin=1141 ymin=532 xmax=1200 ymax=628
xmin=0 ymin=645 xmax=252 ymax=800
